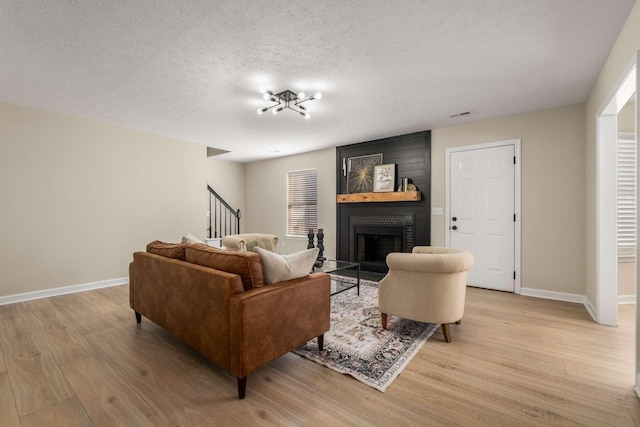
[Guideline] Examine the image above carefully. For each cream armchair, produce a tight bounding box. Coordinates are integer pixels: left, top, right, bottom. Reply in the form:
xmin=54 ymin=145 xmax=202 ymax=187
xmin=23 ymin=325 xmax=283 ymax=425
xmin=378 ymin=246 xmax=475 ymax=342
xmin=221 ymin=233 xmax=279 ymax=253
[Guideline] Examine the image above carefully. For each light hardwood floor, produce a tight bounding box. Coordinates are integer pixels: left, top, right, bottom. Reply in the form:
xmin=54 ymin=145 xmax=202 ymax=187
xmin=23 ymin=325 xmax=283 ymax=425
xmin=0 ymin=284 xmax=638 ymax=426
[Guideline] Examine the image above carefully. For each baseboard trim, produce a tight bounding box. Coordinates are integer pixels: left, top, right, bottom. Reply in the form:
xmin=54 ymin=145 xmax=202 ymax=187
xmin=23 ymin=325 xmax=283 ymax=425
xmin=520 ymin=291 xmax=632 ymax=323
xmin=0 ymin=277 xmax=128 ymax=306
xmin=618 ymin=294 xmax=636 ymax=304
xmin=584 ymin=296 xmax=597 ymax=322
xmin=520 ymin=287 xmax=585 ymax=304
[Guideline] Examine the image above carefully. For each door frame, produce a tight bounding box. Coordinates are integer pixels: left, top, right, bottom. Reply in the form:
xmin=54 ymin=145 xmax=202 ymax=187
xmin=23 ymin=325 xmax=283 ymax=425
xmin=445 ymin=139 xmax=522 ymax=294
xmin=595 ymin=56 xmax=637 ymax=327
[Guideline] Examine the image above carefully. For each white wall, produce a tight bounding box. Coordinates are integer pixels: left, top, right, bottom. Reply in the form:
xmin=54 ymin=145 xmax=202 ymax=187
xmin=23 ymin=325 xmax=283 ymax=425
xmin=0 ymin=102 xmax=208 ymax=298
xmin=244 ymin=148 xmax=336 ymax=256
xmin=431 ymin=104 xmax=586 ymax=295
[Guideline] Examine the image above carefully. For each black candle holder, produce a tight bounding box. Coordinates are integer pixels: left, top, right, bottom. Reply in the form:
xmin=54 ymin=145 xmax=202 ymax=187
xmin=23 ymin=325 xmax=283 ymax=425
xmin=316 ymin=228 xmax=326 ymax=263
xmin=307 ymin=229 xmax=315 ymax=250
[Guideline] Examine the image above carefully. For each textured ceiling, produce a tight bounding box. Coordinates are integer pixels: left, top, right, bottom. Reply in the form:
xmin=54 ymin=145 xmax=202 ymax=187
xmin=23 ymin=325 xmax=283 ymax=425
xmin=0 ymin=1 xmax=635 ymax=162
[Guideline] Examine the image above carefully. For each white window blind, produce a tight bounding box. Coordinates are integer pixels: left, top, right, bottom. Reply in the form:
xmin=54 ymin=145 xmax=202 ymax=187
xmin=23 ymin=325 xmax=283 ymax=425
xmin=286 ymin=169 xmax=318 ymax=236
xmin=617 ymin=132 xmax=636 ymax=261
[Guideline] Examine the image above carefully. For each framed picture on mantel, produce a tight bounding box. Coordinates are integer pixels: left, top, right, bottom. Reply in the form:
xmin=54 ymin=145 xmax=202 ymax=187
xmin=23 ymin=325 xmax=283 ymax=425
xmin=373 ymin=163 xmax=395 ymax=192
xmin=347 ymin=153 xmax=383 ymax=193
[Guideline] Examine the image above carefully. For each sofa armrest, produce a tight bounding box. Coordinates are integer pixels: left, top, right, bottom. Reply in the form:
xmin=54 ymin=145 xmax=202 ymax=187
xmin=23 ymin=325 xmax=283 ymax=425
xmin=228 ymin=272 xmax=330 ymax=377
xmin=221 ymin=235 xmax=247 ymax=251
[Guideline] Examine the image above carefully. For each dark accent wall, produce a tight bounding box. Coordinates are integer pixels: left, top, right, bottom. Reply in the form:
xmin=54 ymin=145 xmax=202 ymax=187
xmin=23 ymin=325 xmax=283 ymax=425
xmin=335 ymin=131 xmax=431 ymax=271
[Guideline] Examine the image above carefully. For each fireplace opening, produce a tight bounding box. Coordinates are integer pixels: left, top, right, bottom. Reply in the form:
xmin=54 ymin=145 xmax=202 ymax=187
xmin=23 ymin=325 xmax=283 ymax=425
xmin=355 ymin=226 xmax=405 ymax=273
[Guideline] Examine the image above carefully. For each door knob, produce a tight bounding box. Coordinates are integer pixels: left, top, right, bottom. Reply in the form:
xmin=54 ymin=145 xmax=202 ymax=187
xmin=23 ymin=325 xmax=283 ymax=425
xmin=451 ymin=225 xmax=458 ymax=230
xmin=452 ymin=217 xmax=457 ymax=221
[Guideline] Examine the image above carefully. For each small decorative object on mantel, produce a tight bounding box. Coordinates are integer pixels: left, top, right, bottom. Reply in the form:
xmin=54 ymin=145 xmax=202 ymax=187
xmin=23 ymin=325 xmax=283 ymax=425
xmin=400 ymin=177 xmax=409 ymax=191
xmin=397 ymin=177 xmax=417 ymax=192
xmin=373 ymin=163 xmax=396 ymax=192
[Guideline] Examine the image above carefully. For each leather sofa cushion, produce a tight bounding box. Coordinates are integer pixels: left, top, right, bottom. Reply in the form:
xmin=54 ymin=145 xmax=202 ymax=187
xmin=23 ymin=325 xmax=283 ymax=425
xmin=146 ymin=240 xmax=188 ymax=261
xmin=185 ymin=244 xmax=264 ymax=290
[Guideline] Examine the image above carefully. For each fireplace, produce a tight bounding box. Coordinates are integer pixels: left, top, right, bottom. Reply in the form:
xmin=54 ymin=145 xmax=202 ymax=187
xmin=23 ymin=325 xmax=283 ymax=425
xmin=355 ymin=226 xmax=405 ymax=272
xmin=335 ymin=130 xmax=431 ymax=273
xmin=348 ymin=214 xmax=415 ymax=273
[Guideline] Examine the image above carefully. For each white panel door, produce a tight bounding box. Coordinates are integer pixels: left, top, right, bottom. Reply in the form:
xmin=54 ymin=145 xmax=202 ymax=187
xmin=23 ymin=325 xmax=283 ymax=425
xmin=449 ymin=145 xmax=515 ymax=292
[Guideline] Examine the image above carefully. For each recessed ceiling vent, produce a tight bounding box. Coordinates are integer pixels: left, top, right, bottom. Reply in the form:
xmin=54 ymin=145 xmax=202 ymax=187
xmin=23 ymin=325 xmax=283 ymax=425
xmin=449 ymin=111 xmax=471 ymax=118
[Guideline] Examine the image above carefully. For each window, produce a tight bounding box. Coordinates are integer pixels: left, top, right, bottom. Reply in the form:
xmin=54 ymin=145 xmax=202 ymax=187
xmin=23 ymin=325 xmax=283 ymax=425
xmin=617 ymin=132 xmax=636 ymax=261
xmin=286 ymin=169 xmax=318 ymax=236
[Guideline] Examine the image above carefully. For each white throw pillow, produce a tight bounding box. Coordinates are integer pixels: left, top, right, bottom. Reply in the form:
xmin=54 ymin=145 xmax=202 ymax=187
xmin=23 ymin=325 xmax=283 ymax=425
xmin=181 ymin=232 xmax=205 ymax=244
xmin=253 ymin=246 xmax=319 ymax=284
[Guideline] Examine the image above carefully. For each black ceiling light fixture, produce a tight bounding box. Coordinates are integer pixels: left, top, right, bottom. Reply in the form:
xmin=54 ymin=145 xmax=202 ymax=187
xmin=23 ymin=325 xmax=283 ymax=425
xmin=257 ymin=89 xmax=322 ymax=119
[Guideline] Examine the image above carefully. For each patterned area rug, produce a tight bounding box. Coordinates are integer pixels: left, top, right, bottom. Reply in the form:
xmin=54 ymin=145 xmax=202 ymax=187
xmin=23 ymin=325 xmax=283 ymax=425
xmin=293 ymin=279 xmax=438 ymax=392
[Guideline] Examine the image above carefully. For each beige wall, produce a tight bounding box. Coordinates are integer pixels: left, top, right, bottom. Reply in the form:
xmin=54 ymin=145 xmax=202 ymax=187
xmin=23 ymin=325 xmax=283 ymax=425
xmin=619 ymin=262 xmax=636 ymax=298
xmin=244 ymin=105 xmax=586 ymax=295
xmin=619 ymin=101 xmax=637 ymax=133
xmin=244 ymin=148 xmax=336 ymax=257
xmin=432 ymin=105 xmax=586 ymax=295
xmin=0 ymin=102 xmax=209 ymax=298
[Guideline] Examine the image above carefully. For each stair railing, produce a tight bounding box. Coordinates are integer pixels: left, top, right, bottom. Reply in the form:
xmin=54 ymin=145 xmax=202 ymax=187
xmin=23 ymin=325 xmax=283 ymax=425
xmin=207 ymin=185 xmax=241 ymax=238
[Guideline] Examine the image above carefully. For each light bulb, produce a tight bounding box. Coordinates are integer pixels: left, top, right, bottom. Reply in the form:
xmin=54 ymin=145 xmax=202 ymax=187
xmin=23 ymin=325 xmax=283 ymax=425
xmin=263 ymin=92 xmax=271 ymax=101
xmin=304 ymin=112 xmax=310 ymax=119
xmin=273 ymin=107 xmax=281 ymax=115
xmin=314 ymin=92 xmax=322 ymax=100
xmin=298 ymin=91 xmax=306 ymax=100
xmin=257 ymin=108 xmax=264 ymax=115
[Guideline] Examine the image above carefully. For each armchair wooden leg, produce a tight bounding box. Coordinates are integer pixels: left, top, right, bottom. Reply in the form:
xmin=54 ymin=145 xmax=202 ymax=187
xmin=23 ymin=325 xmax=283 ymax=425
xmin=381 ymin=313 xmax=388 ymax=329
xmin=441 ymin=323 xmax=452 ymax=343
xmin=135 ymin=311 xmax=141 ymax=324
xmin=237 ymin=376 xmax=247 ymax=399
xmin=318 ymin=334 xmax=324 ymax=352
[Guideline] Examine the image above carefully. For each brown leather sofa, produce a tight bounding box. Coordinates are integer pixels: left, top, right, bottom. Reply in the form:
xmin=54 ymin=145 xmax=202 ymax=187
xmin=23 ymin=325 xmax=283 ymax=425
xmin=129 ymin=241 xmax=331 ymax=399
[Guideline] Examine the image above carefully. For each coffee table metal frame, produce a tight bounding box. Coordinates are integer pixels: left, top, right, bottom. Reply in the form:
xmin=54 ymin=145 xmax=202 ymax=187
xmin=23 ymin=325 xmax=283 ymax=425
xmin=313 ymin=259 xmax=360 ymax=296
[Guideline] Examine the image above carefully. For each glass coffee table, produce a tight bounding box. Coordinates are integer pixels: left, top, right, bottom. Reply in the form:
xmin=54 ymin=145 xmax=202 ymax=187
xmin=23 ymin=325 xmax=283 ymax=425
xmin=313 ymin=259 xmax=360 ymax=296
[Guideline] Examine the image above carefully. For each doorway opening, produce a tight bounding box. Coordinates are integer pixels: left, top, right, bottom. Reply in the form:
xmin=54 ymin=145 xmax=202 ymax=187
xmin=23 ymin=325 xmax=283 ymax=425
xmin=596 ymin=60 xmax=637 ymax=327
